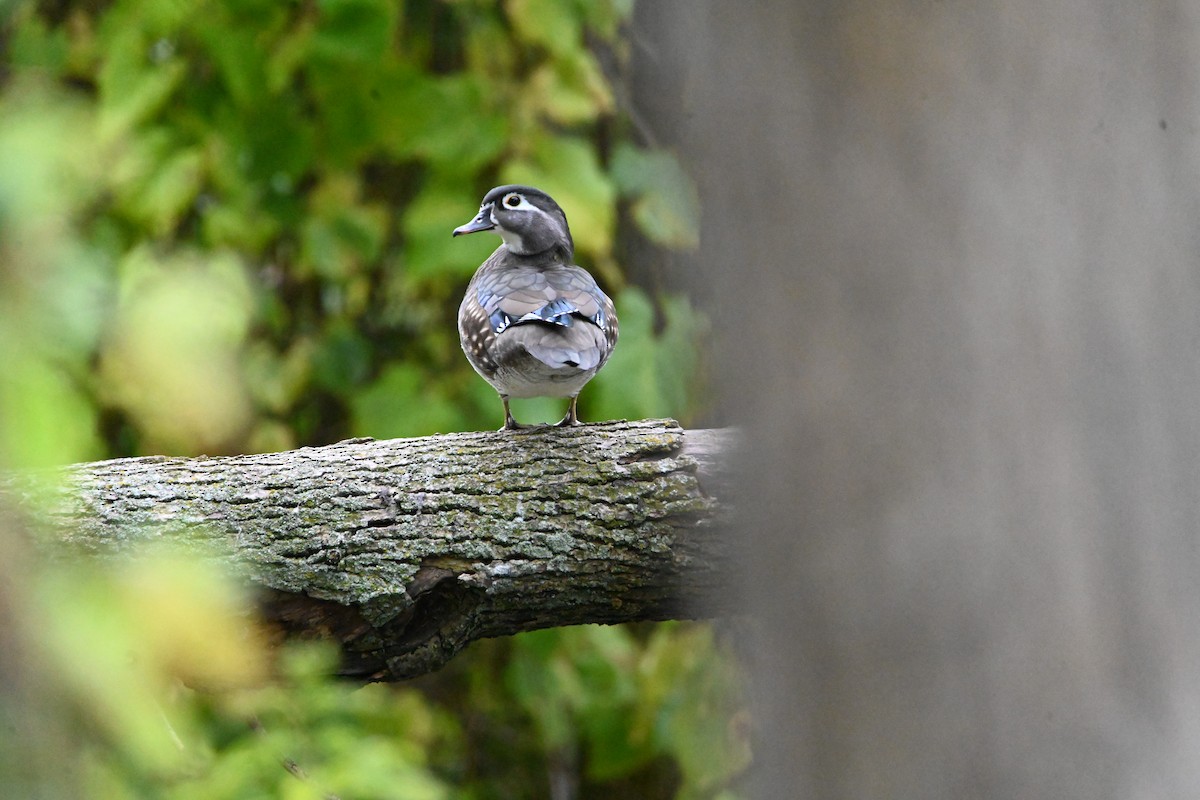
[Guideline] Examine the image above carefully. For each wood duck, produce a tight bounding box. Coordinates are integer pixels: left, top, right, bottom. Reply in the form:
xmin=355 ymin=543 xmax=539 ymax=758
xmin=453 ymin=185 xmax=618 ymax=430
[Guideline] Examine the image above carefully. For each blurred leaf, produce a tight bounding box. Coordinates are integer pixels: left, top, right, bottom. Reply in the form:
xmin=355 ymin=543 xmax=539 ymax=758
xmin=312 ymin=0 xmax=397 ymax=64
xmin=245 ymin=418 xmax=297 ymax=454
xmin=0 ymin=350 xmax=102 ymax=468
xmin=243 ymin=339 xmax=314 ymax=414
xmin=26 ymin=243 xmax=113 ymax=363
xmin=99 ymin=248 xmax=256 ymax=453
xmin=34 ymin=550 xmax=268 ymax=776
xmin=306 ymin=65 xmax=395 ymax=165
xmin=203 ymin=22 xmax=271 ymax=111
xmin=504 ymin=395 xmax=572 ymax=426
xmin=0 ymin=80 xmax=101 ymax=222
xmin=506 ymin=629 xmax=579 ymax=751
xmin=200 ymin=128 xmax=292 ymax=249
xmin=211 ymin=97 xmax=315 ymax=186
xmin=108 ymin=0 xmax=194 ymax=34
xmin=119 ymin=144 xmax=206 ymax=236
xmin=266 ymin=13 xmax=316 ymax=92
xmin=578 ymin=0 xmax=635 ymax=39
xmin=200 ymin=197 xmax=283 ymax=252
xmin=611 ymin=143 xmax=700 ymax=249
xmin=206 ymin=643 xmax=453 ymax=800
xmin=403 ymin=178 xmax=495 ymax=279
xmin=387 ymin=72 xmax=508 ymax=168
xmin=96 ymin=30 xmax=186 ymax=141
xmin=645 ymin=626 xmax=751 ymax=798
xmin=0 ymin=86 xmax=110 ymax=468
xmin=310 ymin=321 xmax=372 ymax=391
xmin=461 ymin=8 xmax=516 ymax=76
xmin=298 ymin=172 xmax=388 ymax=279
xmin=351 ymin=362 xmax=465 ymax=437
xmin=300 ymin=204 xmax=388 ymax=280
xmin=587 ymin=287 xmax=708 ymax=423
xmin=9 ymin=8 xmax=71 ymax=70
xmin=528 ymin=48 xmax=613 ymax=124
xmin=506 ymin=0 xmax=580 ymax=55
xmin=571 ymin=627 xmax=650 ymax=780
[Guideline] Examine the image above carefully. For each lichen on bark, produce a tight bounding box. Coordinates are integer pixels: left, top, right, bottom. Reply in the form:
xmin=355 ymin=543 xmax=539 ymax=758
xmin=4 ymin=418 xmax=731 ymax=679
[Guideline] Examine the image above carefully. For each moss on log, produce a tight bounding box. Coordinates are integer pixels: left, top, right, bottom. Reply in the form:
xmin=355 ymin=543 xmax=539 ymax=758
xmin=5 ymin=419 xmax=731 ymax=680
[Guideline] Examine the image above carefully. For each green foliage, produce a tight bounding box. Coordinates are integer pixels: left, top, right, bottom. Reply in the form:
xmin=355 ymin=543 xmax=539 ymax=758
xmin=1 ymin=0 xmax=706 ymax=448
xmin=17 ymin=548 xmax=454 ymax=800
xmin=589 ymin=287 xmax=709 ymax=422
xmin=0 ymin=0 xmax=741 ymax=796
xmin=612 ymin=143 xmax=701 ymax=250
xmin=34 ymin=550 xmax=271 ymax=781
xmin=505 ymin=625 xmax=749 ymax=795
xmin=201 ymin=644 xmax=455 ymax=800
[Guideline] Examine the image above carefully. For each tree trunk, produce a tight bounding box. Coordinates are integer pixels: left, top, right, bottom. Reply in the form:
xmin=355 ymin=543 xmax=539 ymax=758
xmin=5 ymin=419 xmax=732 ymax=680
xmin=636 ymin=1 xmax=1200 ymax=797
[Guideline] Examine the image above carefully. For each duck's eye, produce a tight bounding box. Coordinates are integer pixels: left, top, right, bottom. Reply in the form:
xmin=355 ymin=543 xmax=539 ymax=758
xmin=504 ymin=193 xmax=522 ymax=208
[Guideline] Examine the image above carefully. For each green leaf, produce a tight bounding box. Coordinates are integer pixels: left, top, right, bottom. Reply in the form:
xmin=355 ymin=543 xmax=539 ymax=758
xmin=387 ymin=72 xmax=508 ymax=168
xmin=350 ymin=363 xmax=465 ymax=438
xmin=506 ymin=0 xmax=581 ymax=54
xmin=578 ymin=0 xmax=635 ymax=38
xmin=300 ymin=206 xmax=387 ymax=280
xmin=9 ymin=9 xmax=71 ymax=72
xmin=311 ymin=321 xmax=372 ymax=391
xmin=299 ymin=174 xmax=388 ymax=279
xmin=402 ymin=178 xmax=495 ymax=279
xmin=611 ymin=143 xmax=700 ymax=249
xmin=220 ymin=96 xmax=315 ymax=185
xmin=505 ymin=629 xmax=578 ymax=751
xmin=99 ymin=248 xmax=257 ymax=454
xmin=0 ymin=83 xmax=102 ymax=237
xmin=586 ymin=287 xmax=708 ymax=422
xmin=121 ymin=145 xmax=206 ymax=236
xmin=646 ymin=626 xmax=751 ymax=795
xmin=0 ymin=350 xmax=102 ymax=468
xmin=96 ymin=28 xmax=186 ymax=141
xmin=200 ymin=199 xmax=283 ymax=252
xmin=528 ymin=48 xmax=613 ymax=124
xmin=504 ymin=396 xmax=572 ymax=426
xmin=312 ymin=0 xmax=398 ymax=63
xmin=243 ymin=340 xmax=314 ymax=414
xmin=305 ymin=65 xmax=393 ymax=164
xmin=202 ymin=24 xmax=270 ymax=110
xmin=266 ymin=14 xmax=316 ymax=92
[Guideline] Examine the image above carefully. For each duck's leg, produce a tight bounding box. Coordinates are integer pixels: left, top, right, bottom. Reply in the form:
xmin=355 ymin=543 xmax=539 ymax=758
xmin=554 ymin=395 xmax=580 ymax=427
xmin=501 ymin=395 xmax=526 ymax=431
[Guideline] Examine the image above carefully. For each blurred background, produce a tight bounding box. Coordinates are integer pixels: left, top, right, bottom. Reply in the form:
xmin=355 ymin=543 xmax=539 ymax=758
xmin=0 ymin=1 xmax=747 ymax=798
xmin=11 ymin=1 xmax=1199 ymax=798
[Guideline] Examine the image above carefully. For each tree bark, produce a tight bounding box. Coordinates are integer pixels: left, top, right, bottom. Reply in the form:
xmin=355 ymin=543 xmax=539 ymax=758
xmin=4 ymin=419 xmax=731 ymax=680
xmin=637 ymin=2 xmax=1200 ymax=797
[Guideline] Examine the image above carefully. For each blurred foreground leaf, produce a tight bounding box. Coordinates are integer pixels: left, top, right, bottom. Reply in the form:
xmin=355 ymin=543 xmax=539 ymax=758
xmin=99 ymin=248 xmax=256 ymax=454
xmin=31 ymin=547 xmax=267 ymax=779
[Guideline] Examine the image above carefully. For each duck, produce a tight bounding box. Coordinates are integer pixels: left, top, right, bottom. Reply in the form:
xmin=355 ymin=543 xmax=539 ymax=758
xmin=453 ymin=185 xmax=618 ymax=430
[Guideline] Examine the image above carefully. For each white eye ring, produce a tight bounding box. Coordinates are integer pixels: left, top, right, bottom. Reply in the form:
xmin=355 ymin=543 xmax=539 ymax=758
xmin=501 ymin=193 xmax=535 ymax=211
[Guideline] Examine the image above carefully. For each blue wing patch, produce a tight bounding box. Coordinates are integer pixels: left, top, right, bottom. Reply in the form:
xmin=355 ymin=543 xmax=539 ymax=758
xmin=489 ymin=308 xmax=514 ymax=334
xmin=484 ymin=295 xmax=605 ymax=335
xmin=518 ymin=297 xmax=577 ymax=326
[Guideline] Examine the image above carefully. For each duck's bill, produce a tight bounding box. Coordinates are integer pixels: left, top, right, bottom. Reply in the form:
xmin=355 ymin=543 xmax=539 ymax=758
xmin=453 ymin=209 xmax=495 ymax=236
